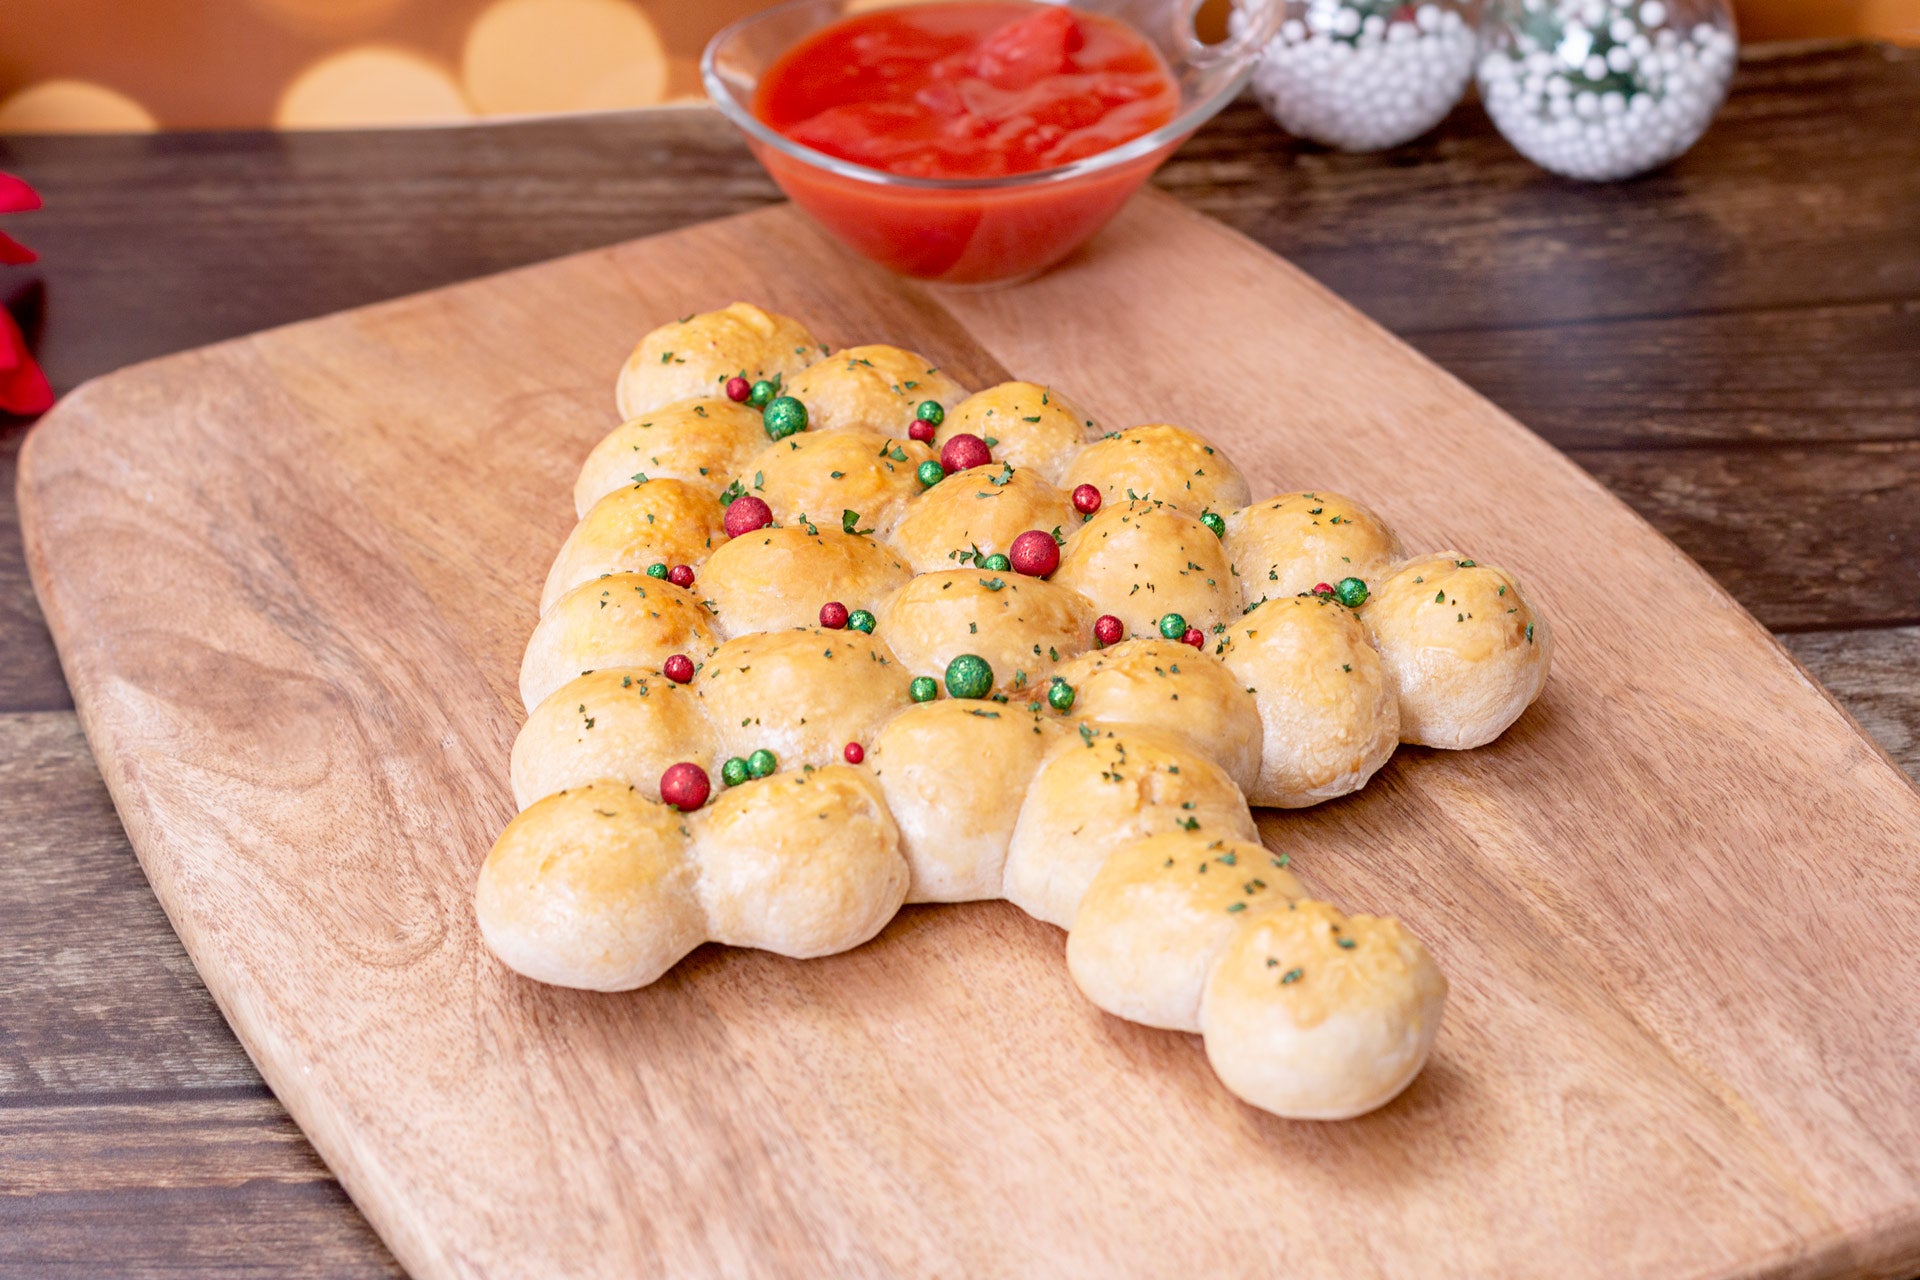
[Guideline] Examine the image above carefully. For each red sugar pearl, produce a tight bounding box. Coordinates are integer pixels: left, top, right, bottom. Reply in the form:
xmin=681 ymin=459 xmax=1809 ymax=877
xmin=1009 ymin=529 xmax=1060 ymax=578
xmin=1181 ymin=627 xmax=1206 ymax=649
xmin=843 ymin=741 xmax=865 ymax=765
xmin=724 ymin=375 xmax=751 ymax=403
xmin=1313 ymin=582 xmax=1334 ymax=595
xmin=667 ymin=563 xmax=695 ymax=589
xmin=908 ymin=420 xmax=937 ymax=444
xmin=724 ymin=494 xmax=774 ymax=538
xmin=1093 ymin=614 xmax=1124 ymax=647
xmin=819 ymin=600 xmax=850 ymax=629
xmin=662 ymin=654 xmax=695 ymax=684
xmin=659 ymin=761 xmax=710 ymax=812
xmin=1071 ymin=483 xmax=1103 ymax=516
xmin=940 ymin=433 xmax=991 ymax=474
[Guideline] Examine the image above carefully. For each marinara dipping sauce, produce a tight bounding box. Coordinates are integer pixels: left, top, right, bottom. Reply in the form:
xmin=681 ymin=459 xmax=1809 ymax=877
xmin=749 ymin=2 xmax=1182 ymax=283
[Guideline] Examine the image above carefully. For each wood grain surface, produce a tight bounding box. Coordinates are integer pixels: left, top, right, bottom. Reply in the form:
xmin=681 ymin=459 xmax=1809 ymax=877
xmin=17 ymin=182 xmax=1920 ymax=1279
xmin=2 ymin=41 xmax=1917 ymax=1278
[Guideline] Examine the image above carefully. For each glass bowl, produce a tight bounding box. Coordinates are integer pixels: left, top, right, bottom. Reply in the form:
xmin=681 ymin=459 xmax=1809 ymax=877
xmin=703 ymin=0 xmax=1285 ymax=286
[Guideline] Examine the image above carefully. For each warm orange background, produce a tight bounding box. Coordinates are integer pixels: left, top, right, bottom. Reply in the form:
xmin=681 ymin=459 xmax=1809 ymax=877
xmin=0 ymin=0 xmax=1914 ymax=133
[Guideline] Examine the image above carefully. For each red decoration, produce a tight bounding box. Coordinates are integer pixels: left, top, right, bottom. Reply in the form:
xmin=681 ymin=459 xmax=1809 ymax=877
xmin=1008 ymin=529 xmax=1060 ymax=578
xmin=843 ymin=741 xmax=865 ymax=764
xmin=1313 ymin=582 xmax=1333 ymax=595
xmin=1093 ymin=614 xmax=1124 ymax=647
xmin=819 ymin=600 xmax=850 ymax=629
xmin=1181 ymin=627 xmax=1205 ymax=649
xmin=659 ymin=762 xmax=711 ymax=812
xmin=667 ymin=563 xmax=695 ymax=589
xmin=725 ymin=375 xmax=751 ymax=402
xmin=1 ymin=172 xmax=52 ymax=418
xmin=1071 ymin=483 xmax=1102 ymax=516
xmin=723 ymin=494 xmax=775 ymax=538
xmin=662 ymin=654 xmax=695 ymax=684
xmin=940 ymin=432 xmax=991 ymax=474
xmin=908 ymin=420 xmax=936 ymax=443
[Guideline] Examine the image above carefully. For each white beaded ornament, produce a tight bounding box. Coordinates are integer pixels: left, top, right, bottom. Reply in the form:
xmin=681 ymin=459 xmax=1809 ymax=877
xmin=1477 ymin=0 xmax=1737 ymax=180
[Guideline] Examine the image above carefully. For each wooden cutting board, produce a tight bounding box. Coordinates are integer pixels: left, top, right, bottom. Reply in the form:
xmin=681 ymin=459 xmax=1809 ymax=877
xmin=20 ymin=190 xmax=1920 ymax=1280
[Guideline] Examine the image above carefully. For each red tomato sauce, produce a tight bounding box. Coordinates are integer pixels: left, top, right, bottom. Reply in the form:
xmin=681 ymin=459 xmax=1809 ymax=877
xmin=746 ymin=3 xmax=1184 ymax=283
xmin=755 ymin=3 xmax=1180 ymax=180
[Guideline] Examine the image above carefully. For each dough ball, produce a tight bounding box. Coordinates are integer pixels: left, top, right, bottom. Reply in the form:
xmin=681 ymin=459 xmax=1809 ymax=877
xmin=868 ymin=701 xmax=1069 ymax=902
xmin=1361 ymin=553 xmax=1552 ymax=749
xmin=691 ymin=765 xmax=909 ymax=957
xmin=1002 ymin=727 xmax=1257 ymax=928
xmin=1053 ymin=499 xmax=1236 ymax=640
xmin=521 ymin=575 xmax=718 ymax=711
xmin=1067 ymin=832 xmax=1305 ymax=1032
xmin=1223 ymin=491 xmax=1404 ymax=607
xmin=1062 ymin=424 xmax=1250 ymax=518
xmin=511 ymin=668 xmax=714 ymax=809
xmin=1050 ymin=638 xmax=1263 ymax=795
xmin=540 ymin=478 xmax=726 ymax=614
xmin=894 ymin=462 xmax=1076 ymax=575
xmin=1216 ymin=596 xmax=1399 ymax=808
xmin=784 ymin=345 xmax=968 ymax=436
xmin=699 ymin=524 xmax=912 ymax=638
xmin=696 ymin=627 xmax=911 ymax=767
xmin=1200 ymin=899 xmax=1447 ymax=1120
xmin=615 ymin=302 xmax=822 ymax=419
xmin=475 ymin=781 xmax=705 ymax=991
xmin=939 ymin=381 xmax=1098 ymax=484
xmin=876 ymin=569 xmax=1094 ymax=696
xmin=575 ymin=398 xmax=766 ymax=516
xmin=736 ymin=429 xmax=934 ymax=541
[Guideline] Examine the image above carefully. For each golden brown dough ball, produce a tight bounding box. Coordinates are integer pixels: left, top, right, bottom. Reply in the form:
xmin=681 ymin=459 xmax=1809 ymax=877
xmin=893 ymin=463 xmax=1076 ymax=576
xmin=1061 ymin=424 xmax=1251 ymax=518
xmin=521 ymin=575 xmax=718 ymax=711
xmin=695 ymin=627 xmax=911 ymax=768
xmin=1002 ymin=727 xmax=1257 ymax=928
xmin=1049 ymin=638 xmax=1263 ymax=795
xmin=939 ymin=381 xmax=1098 ymax=484
xmin=691 ymin=765 xmax=909 ymax=958
xmin=1216 ymin=596 xmax=1398 ymax=808
xmin=1222 ymin=491 xmax=1403 ymax=608
xmin=698 ymin=525 xmax=912 ymax=638
xmin=868 ymin=701 xmax=1069 ymax=903
xmin=511 ymin=668 xmax=714 ymax=809
xmin=875 ymin=569 xmax=1094 ymax=696
xmin=1067 ymin=832 xmax=1305 ymax=1031
xmin=616 ymin=303 xmax=822 ymax=419
xmin=475 ymin=782 xmax=705 ymax=991
xmin=1052 ymin=499 xmax=1236 ymax=640
xmin=1200 ymin=899 xmax=1448 ymax=1119
xmin=1361 ymin=553 xmax=1552 ymax=749
xmin=540 ymin=479 xmax=727 ymax=613
xmin=735 ymin=429 xmax=934 ymax=541
xmin=575 ymin=398 xmax=767 ymax=516
xmin=784 ymin=345 xmax=968 ymax=437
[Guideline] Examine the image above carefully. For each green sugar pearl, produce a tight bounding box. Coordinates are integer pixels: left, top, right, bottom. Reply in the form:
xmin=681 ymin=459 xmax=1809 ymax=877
xmin=915 ymin=399 xmax=945 ymax=426
xmin=1047 ymin=678 xmax=1076 ymax=712
xmin=1333 ymin=577 xmax=1369 ymax=608
xmin=747 ymin=379 xmax=777 ymax=409
xmin=1200 ymin=511 xmax=1227 ymax=538
xmin=916 ymin=459 xmax=945 ymax=488
xmin=720 ymin=756 xmax=750 ymax=788
xmin=1157 ymin=612 xmax=1188 ymax=640
xmin=762 ymin=396 xmax=808 ymax=441
xmin=846 ymin=609 xmax=877 ymax=634
xmin=982 ymin=553 xmax=1011 ymax=572
xmin=645 ymin=562 xmax=669 ymax=580
xmin=909 ymin=675 xmax=939 ymax=703
xmin=944 ymin=653 xmax=994 ymax=700
xmin=745 ymin=748 xmax=778 ymax=779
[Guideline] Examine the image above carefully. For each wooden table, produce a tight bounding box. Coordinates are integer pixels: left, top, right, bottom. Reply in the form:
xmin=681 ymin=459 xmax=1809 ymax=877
xmin=3 ymin=40 xmax=1916 ymax=1278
